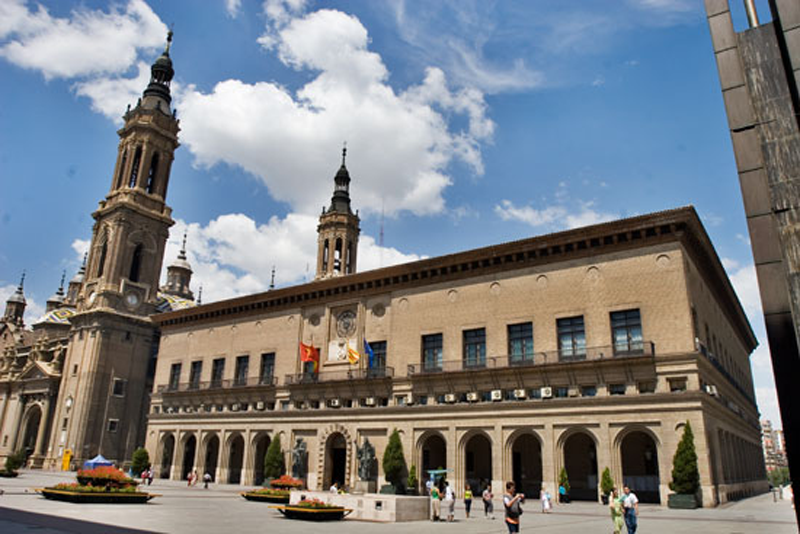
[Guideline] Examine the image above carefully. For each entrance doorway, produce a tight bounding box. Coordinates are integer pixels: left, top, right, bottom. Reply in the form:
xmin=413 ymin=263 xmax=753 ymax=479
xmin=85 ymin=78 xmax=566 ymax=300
xmin=182 ymin=435 xmax=196 ymax=481
xmin=228 ymin=435 xmax=244 ymax=484
xmin=421 ymin=433 xmax=447 ymax=485
xmin=204 ymin=435 xmax=220 ymax=481
xmin=621 ymin=431 xmax=660 ymax=503
xmin=563 ymin=432 xmax=598 ymax=501
xmin=511 ymin=433 xmax=542 ymax=498
xmin=160 ymin=434 xmax=175 ymax=479
xmin=253 ymin=434 xmax=271 ymax=485
xmin=324 ymin=433 xmax=347 ymax=489
xmin=21 ymin=406 xmax=42 ymax=458
xmin=464 ymin=433 xmax=492 ymax=493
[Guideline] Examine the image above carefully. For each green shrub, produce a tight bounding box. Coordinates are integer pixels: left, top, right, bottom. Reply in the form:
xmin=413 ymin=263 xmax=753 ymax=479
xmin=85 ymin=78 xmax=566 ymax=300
xmin=601 ymin=467 xmax=614 ymax=495
xmin=131 ymin=448 xmax=150 ymax=475
xmin=382 ymin=429 xmax=407 ymax=488
xmin=669 ymin=421 xmax=700 ymax=495
xmin=264 ymin=438 xmax=285 ymax=479
xmin=407 ymin=464 xmax=418 ymax=491
xmin=5 ymin=450 xmax=26 ymax=473
xmin=768 ymin=467 xmax=791 ymax=487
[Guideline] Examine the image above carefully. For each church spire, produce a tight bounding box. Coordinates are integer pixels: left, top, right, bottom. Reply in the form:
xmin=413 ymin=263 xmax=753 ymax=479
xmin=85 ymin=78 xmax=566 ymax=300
xmin=327 ymin=142 xmax=353 ymax=214
xmin=161 ymin=231 xmax=194 ymax=301
xmin=141 ymin=30 xmax=175 ymax=108
xmin=4 ymin=271 xmax=26 ymax=324
xmin=46 ymin=271 xmax=67 ymax=312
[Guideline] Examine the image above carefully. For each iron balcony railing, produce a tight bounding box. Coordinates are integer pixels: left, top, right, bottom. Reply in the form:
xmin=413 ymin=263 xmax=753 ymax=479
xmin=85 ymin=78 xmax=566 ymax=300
xmin=407 ymin=342 xmax=655 ymax=375
xmin=284 ymin=366 xmax=394 ymax=385
xmin=158 ymin=375 xmax=278 ymax=393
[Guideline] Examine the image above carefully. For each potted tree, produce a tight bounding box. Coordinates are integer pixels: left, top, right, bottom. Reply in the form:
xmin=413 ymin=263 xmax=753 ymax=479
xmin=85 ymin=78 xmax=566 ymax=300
xmin=558 ymin=467 xmax=570 ymax=503
xmin=263 ymin=437 xmax=285 ymax=486
xmin=600 ymin=467 xmax=614 ymax=504
xmin=406 ymin=465 xmax=418 ymax=495
xmin=382 ymin=429 xmax=407 ymax=494
xmin=668 ymin=421 xmax=700 ymax=509
xmin=131 ymin=448 xmax=150 ymax=480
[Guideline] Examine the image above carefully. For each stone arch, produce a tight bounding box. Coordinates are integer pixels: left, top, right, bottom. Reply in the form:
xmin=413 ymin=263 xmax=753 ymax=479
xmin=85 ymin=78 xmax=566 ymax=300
xmin=317 ymin=425 xmax=354 ymax=490
xmin=505 ymin=428 xmax=544 ymax=498
xmin=617 ymin=428 xmax=661 ymax=504
xmin=459 ymin=429 xmax=493 ymax=495
xmin=417 ymin=430 xmax=447 ymax=487
xmin=558 ymin=427 xmax=599 ymax=501
xmin=202 ymin=433 xmax=220 ymax=482
xmin=251 ymin=432 xmax=272 ymax=485
xmin=158 ymin=433 xmax=176 ymax=479
xmin=180 ymin=433 xmax=197 ymax=481
xmin=20 ymin=404 xmax=42 ymax=458
xmin=226 ymin=432 xmax=245 ymax=484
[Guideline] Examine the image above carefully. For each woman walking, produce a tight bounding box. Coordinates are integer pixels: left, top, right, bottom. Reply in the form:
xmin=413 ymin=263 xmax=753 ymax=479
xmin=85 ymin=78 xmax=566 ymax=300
xmin=540 ymin=485 xmax=552 ymax=513
xmin=430 ymin=484 xmax=441 ymax=521
xmin=482 ymin=482 xmax=495 ymax=519
xmin=464 ymin=484 xmax=473 ymax=518
xmin=608 ymin=488 xmax=625 ymax=534
xmin=503 ymin=481 xmax=524 ymax=533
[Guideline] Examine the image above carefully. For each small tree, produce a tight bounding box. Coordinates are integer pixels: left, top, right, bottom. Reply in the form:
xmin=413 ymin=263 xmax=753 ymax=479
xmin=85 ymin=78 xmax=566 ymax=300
xmin=559 ymin=467 xmax=570 ymax=494
xmin=131 ymin=447 xmax=150 ymax=475
xmin=382 ymin=429 xmax=407 ymax=489
xmin=407 ymin=464 xmax=418 ymax=492
xmin=601 ymin=467 xmax=614 ymax=496
xmin=4 ymin=450 xmax=26 ymax=473
xmin=670 ymin=421 xmax=700 ymax=495
xmin=264 ymin=437 xmax=285 ymax=479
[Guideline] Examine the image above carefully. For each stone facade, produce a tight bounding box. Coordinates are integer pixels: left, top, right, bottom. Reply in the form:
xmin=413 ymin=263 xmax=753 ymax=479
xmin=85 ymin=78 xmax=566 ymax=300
xmin=146 ymin=207 xmax=767 ymax=507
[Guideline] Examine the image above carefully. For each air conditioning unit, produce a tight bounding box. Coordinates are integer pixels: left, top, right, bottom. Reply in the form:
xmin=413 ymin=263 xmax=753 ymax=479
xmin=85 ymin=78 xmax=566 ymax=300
xmin=184 ymin=406 xmax=193 ymax=413
xmin=364 ymin=397 xmax=376 ymax=407
xmin=466 ymin=392 xmax=479 ymax=402
xmin=444 ymin=393 xmax=457 ymax=403
xmin=231 ymin=403 xmax=240 ymax=412
xmin=329 ymin=398 xmax=341 ymax=408
xmin=568 ymin=387 xmax=580 ymax=398
xmin=490 ymin=389 xmax=503 ymax=401
xmin=705 ymin=384 xmax=719 ymax=397
xmin=406 ymin=393 xmax=415 ymax=405
xmin=513 ymin=389 xmax=527 ymax=400
xmin=540 ymin=386 xmax=553 ymax=399
xmin=255 ymin=401 xmax=265 ymax=411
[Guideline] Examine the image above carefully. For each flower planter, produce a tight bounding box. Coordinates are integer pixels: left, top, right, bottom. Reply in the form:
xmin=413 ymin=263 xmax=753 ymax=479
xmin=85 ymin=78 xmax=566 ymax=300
xmin=0 ymin=470 xmax=19 ymax=478
xmin=667 ymin=493 xmax=698 ymax=509
xmin=271 ymin=504 xmax=351 ymax=521
xmin=241 ymin=491 xmax=290 ymax=504
xmin=38 ymin=488 xmax=157 ymax=504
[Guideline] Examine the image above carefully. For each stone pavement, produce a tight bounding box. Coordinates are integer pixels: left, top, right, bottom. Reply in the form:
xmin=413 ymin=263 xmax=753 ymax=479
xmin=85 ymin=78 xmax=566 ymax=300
xmin=0 ymin=470 xmax=796 ymax=533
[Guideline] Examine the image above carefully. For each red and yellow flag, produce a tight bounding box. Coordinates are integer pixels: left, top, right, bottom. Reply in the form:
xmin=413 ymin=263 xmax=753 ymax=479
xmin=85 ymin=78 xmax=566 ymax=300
xmin=299 ymin=342 xmax=320 ymax=373
xmin=347 ymin=342 xmax=361 ymax=365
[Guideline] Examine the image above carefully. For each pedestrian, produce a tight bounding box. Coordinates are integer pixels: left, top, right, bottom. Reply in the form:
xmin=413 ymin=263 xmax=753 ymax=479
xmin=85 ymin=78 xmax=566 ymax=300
xmin=609 ymin=488 xmax=624 ymax=534
xmin=444 ymin=481 xmax=455 ymax=522
xmin=540 ymin=484 xmax=551 ymax=513
xmin=330 ymin=481 xmax=339 ymax=493
xmin=503 ymin=481 xmax=524 ymax=533
xmin=141 ymin=468 xmax=149 ymax=484
xmin=426 ymin=477 xmax=433 ymax=496
xmin=203 ymin=472 xmax=212 ymax=489
xmin=147 ymin=466 xmax=154 ymax=485
xmin=430 ymin=483 xmax=441 ymax=521
xmin=190 ymin=469 xmax=198 ymax=486
xmin=464 ymin=484 xmax=473 ymax=519
xmin=622 ymin=485 xmax=639 ymax=533
xmin=482 ymin=482 xmax=495 ymax=519
xmin=558 ymin=483 xmax=568 ymax=503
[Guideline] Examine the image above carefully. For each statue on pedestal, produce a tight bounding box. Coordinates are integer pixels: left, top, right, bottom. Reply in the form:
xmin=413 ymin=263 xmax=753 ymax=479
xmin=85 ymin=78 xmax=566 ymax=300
xmin=291 ymin=438 xmax=307 ymax=480
xmin=356 ymin=438 xmax=376 ymax=481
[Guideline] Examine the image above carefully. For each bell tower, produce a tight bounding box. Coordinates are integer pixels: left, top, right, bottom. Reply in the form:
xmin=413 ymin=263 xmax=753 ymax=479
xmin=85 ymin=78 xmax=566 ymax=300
xmin=46 ymin=32 xmax=180 ymax=469
xmin=316 ymin=147 xmax=360 ymax=279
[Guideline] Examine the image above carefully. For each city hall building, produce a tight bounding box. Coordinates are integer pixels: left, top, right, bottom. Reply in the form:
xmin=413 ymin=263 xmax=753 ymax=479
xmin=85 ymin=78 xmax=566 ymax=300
xmin=0 ymin=33 xmax=767 ymax=509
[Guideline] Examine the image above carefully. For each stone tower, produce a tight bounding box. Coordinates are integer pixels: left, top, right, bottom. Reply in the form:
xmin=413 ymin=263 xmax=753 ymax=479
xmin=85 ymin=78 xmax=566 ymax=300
xmin=160 ymin=232 xmax=194 ymax=300
xmin=3 ymin=274 xmax=26 ymax=325
xmin=45 ymin=32 xmax=180 ymax=468
xmin=316 ymin=147 xmax=360 ymax=279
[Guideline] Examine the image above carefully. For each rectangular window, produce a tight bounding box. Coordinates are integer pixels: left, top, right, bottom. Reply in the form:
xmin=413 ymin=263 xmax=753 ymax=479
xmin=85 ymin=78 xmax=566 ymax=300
xmin=638 ymin=381 xmax=656 ymax=394
xmin=189 ymin=361 xmax=202 ymax=390
xmin=669 ymin=377 xmax=687 ymax=392
xmin=72 ymin=364 xmax=78 ymax=376
xmin=463 ymin=328 xmax=486 ymax=368
xmin=422 ymin=333 xmax=443 ymax=372
xmin=508 ymin=322 xmax=534 ymax=365
xmin=234 ymin=355 xmax=249 ymax=386
xmin=168 ymin=363 xmax=181 ymax=391
xmin=581 ymin=385 xmax=597 ymax=397
xmin=62 ymin=418 xmax=68 ymax=430
xmin=107 ymin=419 xmax=119 ymax=433
xmin=368 ymin=341 xmax=387 ymax=378
xmin=555 ymin=387 xmax=569 ymax=398
xmin=259 ymin=353 xmax=275 ymax=384
xmin=112 ymin=378 xmax=126 ymax=397
xmin=611 ymin=309 xmax=643 ymax=354
xmin=557 ymin=316 xmax=586 ymax=359
xmin=211 ymin=358 xmax=225 ymax=388
xmin=609 ymin=384 xmax=626 ymax=395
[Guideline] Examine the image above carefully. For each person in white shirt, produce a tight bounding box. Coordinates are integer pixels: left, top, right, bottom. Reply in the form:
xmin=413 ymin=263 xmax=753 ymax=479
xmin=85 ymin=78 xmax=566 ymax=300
xmin=482 ymin=483 xmax=495 ymax=519
xmin=443 ymin=481 xmax=455 ymax=522
xmin=622 ymin=485 xmax=639 ymax=533
xmin=330 ymin=481 xmax=339 ymax=493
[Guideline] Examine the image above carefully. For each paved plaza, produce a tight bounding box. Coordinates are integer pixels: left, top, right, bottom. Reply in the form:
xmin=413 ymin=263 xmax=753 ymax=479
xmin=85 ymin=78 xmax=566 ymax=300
xmin=0 ymin=470 xmax=796 ymax=533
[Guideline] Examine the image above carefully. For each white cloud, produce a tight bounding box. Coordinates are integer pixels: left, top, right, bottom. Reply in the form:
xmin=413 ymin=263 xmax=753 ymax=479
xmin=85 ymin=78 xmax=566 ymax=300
xmin=162 ymin=215 xmax=421 ymax=304
xmin=225 ymin=0 xmax=242 ymax=18
xmin=727 ymin=263 xmax=762 ymax=323
xmin=0 ymin=0 xmax=166 ymax=80
xmin=756 ymin=386 xmax=783 ymax=429
xmin=73 ymin=61 xmax=152 ymax=123
xmin=178 ymin=7 xmax=494 ymax=217
xmin=495 ymin=198 xmax=617 ymax=231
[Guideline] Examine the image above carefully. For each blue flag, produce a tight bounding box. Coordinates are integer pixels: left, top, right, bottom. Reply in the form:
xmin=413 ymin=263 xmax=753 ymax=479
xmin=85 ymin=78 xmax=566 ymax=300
xmin=364 ymin=339 xmax=375 ymax=368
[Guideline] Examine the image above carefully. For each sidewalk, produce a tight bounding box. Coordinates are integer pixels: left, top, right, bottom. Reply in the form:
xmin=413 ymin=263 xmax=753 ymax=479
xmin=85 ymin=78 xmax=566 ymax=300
xmin=1 ymin=470 xmax=796 ymax=533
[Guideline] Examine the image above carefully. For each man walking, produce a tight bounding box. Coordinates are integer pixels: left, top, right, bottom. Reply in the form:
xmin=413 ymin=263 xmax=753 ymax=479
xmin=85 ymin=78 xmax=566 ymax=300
xmin=622 ymin=485 xmax=639 ymax=533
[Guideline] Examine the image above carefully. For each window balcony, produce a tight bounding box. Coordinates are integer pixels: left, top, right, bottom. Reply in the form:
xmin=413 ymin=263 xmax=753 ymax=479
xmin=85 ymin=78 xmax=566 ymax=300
xmin=407 ymin=342 xmax=654 ymax=375
xmin=284 ymin=366 xmax=394 ymax=385
xmin=157 ymin=375 xmax=277 ymax=393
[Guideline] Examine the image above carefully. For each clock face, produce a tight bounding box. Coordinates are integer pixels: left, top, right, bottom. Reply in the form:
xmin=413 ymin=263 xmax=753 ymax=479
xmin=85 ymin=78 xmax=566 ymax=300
xmin=125 ymin=292 xmax=141 ymax=308
xmin=336 ymin=310 xmax=357 ymax=338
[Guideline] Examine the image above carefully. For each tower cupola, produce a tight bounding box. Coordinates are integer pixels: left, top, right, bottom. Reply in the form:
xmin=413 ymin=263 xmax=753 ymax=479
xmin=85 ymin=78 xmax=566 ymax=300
xmin=4 ymin=272 xmax=26 ymax=324
xmin=66 ymin=253 xmax=86 ymax=305
xmin=46 ymin=271 xmax=67 ymax=312
xmin=142 ymin=30 xmax=175 ymax=109
xmin=161 ymin=232 xmax=194 ymax=300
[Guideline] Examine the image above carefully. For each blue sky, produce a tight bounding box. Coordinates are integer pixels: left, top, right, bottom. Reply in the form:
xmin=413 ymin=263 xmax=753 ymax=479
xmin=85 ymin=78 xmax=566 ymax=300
xmin=0 ymin=0 xmax=783 ymax=427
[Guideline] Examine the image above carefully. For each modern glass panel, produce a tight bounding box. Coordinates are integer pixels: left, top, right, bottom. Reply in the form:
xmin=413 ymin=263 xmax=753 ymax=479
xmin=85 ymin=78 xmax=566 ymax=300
xmin=508 ymin=322 xmax=534 ymax=365
xmin=463 ymin=328 xmax=486 ymax=368
xmin=422 ymin=333 xmax=443 ymax=371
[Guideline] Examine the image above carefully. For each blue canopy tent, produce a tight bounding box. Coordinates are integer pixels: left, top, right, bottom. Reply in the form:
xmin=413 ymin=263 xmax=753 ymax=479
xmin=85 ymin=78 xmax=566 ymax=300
xmin=83 ymin=454 xmax=114 ymax=470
